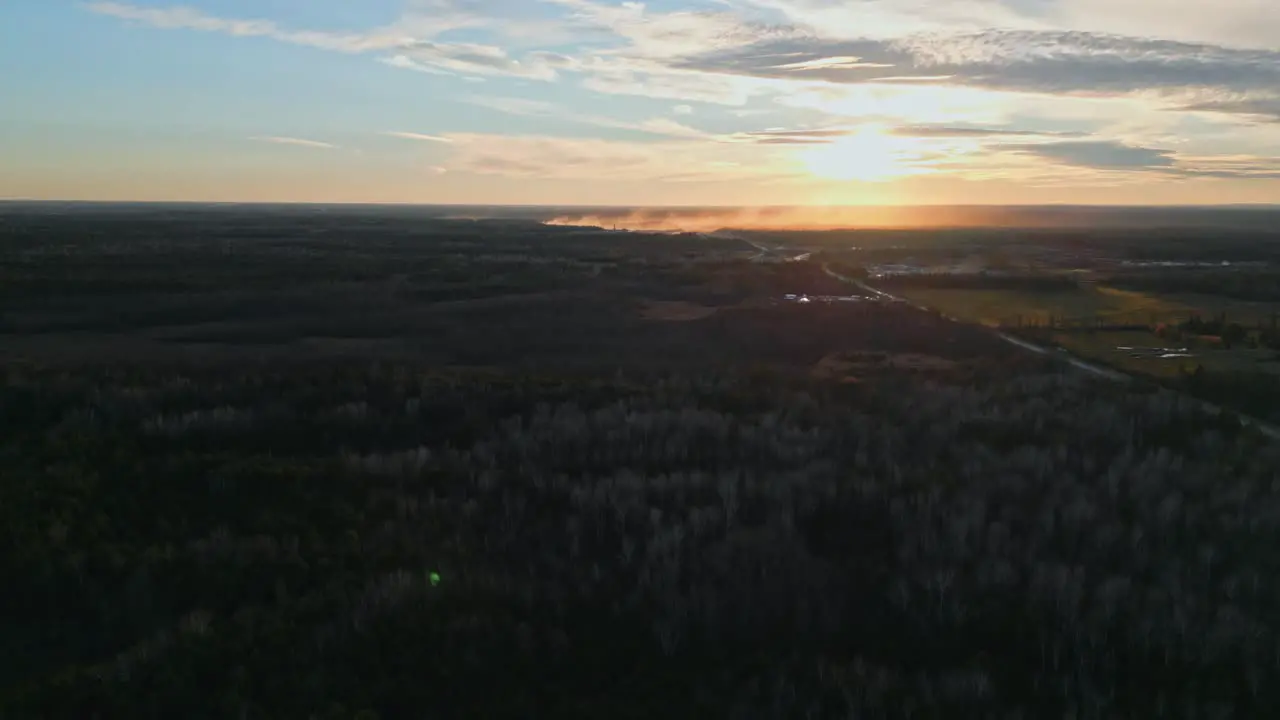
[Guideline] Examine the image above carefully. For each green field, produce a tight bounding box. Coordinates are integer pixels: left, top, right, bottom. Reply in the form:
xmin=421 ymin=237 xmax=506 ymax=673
xmin=885 ymin=284 xmax=1280 ymax=382
xmin=1050 ymin=331 xmax=1280 ymax=379
xmin=895 ymin=285 xmax=1274 ymax=328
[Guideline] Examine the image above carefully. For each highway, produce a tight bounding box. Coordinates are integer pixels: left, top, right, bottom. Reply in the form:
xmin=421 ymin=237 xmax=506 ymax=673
xmin=725 ymin=233 xmax=1280 ymax=439
xmin=818 ymin=263 xmax=1280 ymax=440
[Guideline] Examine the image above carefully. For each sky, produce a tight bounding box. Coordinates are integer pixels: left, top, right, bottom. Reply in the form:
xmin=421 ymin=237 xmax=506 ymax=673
xmin=2 ymin=0 xmax=1280 ymax=206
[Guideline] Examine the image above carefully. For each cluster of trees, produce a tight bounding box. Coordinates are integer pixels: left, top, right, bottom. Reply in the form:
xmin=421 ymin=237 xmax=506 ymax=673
xmin=4 ymin=360 xmax=1279 ymax=718
xmin=1150 ymin=314 xmax=1280 ymax=356
xmin=1155 ymin=314 xmax=1253 ymax=348
xmin=1107 ymin=270 xmax=1280 ymax=303
xmin=1180 ymin=366 xmax=1280 ymax=423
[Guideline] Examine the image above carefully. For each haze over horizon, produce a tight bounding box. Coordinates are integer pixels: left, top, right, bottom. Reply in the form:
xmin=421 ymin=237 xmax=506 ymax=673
xmin=4 ymin=1 xmax=1280 ymax=207
xmin=7 ymin=200 xmax=1280 ymax=233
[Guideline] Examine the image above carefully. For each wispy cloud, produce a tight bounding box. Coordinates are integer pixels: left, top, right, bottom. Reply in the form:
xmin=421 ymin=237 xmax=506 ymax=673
xmin=250 ymin=136 xmax=337 ymax=149
xmin=437 ymin=133 xmax=802 ymax=182
xmin=1177 ymin=98 xmax=1280 ymax=123
xmin=1168 ymin=155 xmax=1280 ymax=179
xmin=86 ymin=0 xmax=1280 ymax=121
xmin=383 ymin=131 xmax=454 ymax=143
xmin=384 ymin=42 xmax=573 ymax=80
xmin=1014 ymin=0 xmax=1280 ymax=50
xmin=744 ymin=0 xmax=1278 ymax=49
xmin=465 ymin=96 xmax=560 ymax=116
xmin=463 ymin=95 xmax=710 ymax=139
xmin=84 ymin=2 xmax=408 ymax=52
xmin=890 ymin=125 xmax=1088 ymax=138
xmin=82 ymin=0 xmax=1280 ymax=193
xmin=736 ymin=0 xmax=1042 ymax=38
xmin=678 ymin=32 xmax=1280 ymax=97
xmin=722 ymin=128 xmax=854 ymax=145
xmin=546 ymin=0 xmax=800 ymax=57
xmin=462 ymin=94 xmax=1086 ymax=149
xmin=542 ymin=1 xmax=1280 ymax=122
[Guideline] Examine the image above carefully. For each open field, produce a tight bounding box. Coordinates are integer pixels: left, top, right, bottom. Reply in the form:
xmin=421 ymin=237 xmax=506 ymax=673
xmin=888 ymin=285 xmax=1276 ymax=328
xmin=1049 ymin=330 xmax=1280 ymax=379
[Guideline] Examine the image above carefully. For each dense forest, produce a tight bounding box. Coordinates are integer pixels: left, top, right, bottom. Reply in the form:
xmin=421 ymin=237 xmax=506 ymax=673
xmin=3 ymin=360 xmax=1278 ymax=718
xmin=1180 ymin=366 xmax=1280 ymax=424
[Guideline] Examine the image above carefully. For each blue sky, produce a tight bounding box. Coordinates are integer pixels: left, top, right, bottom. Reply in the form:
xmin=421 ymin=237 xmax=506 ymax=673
xmin=3 ymin=0 xmax=1280 ymax=205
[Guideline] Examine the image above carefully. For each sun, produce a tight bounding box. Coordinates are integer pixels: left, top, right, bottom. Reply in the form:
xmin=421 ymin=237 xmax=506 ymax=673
xmin=799 ymin=125 xmax=922 ymax=182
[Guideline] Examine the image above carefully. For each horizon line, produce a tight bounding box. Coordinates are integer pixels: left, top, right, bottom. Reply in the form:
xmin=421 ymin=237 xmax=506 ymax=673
xmin=4 ymin=199 xmax=1280 ymax=210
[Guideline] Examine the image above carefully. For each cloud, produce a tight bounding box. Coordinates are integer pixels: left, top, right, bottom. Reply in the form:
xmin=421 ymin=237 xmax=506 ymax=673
xmin=748 ymin=0 xmax=1279 ymax=50
xmin=437 ymin=133 xmax=802 ymax=182
xmin=629 ymin=118 xmax=710 ymax=139
xmin=88 ymin=1 xmax=1280 ymax=119
xmin=465 ymin=96 xmax=561 ymax=116
xmin=1002 ymin=139 xmax=1177 ymax=169
xmin=725 ymin=125 xmax=1076 ymax=145
xmin=86 ymin=2 xmax=572 ymax=81
xmin=463 ymin=95 xmax=711 ymax=139
xmin=1164 ymin=154 xmax=1280 ymax=179
xmin=1177 ymin=98 xmax=1280 ymax=123
xmin=384 ymin=132 xmax=454 ymax=143
xmin=85 ymin=0 xmax=1280 ymax=181
xmin=458 ymin=92 xmax=1089 ymax=149
xmin=678 ymin=32 xmax=1280 ymax=96
xmin=385 ymin=42 xmax=569 ymax=80
xmin=722 ymin=128 xmax=854 ymax=144
xmin=990 ymin=139 xmax=1280 ymax=179
xmin=575 ymin=56 xmax=774 ymax=106
xmin=394 ymin=0 xmax=540 ymax=38
xmin=250 ymin=136 xmax=337 ymax=149
xmin=84 ymin=1 xmax=409 ymax=52
xmin=462 ymin=95 xmax=906 ymax=145
xmin=737 ymin=0 xmax=1043 ymax=38
xmin=546 ymin=0 xmax=800 ymax=57
xmin=535 ymin=0 xmax=803 ymax=104
xmin=772 ymin=56 xmax=895 ymax=71
xmin=1019 ymin=0 xmax=1280 ymax=50
xmin=528 ymin=3 xmax=1280 ymax=117
xmin=890 ymin=125 xmax=1086 ymax=138
xmin=664 ymin=30 xmax=1280 ymax=124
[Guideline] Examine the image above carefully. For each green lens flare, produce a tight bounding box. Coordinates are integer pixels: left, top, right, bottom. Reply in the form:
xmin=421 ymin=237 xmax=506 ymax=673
xmin=429 ymin=572 xmax=441 ymax=587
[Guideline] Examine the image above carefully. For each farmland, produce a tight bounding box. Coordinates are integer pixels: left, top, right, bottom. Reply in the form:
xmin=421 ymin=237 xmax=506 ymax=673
xmin=887 ymin=284 xmax=1273 ymax=329
xmin=1049 ymin=330 xmax=1278 ymax=379
xmin=834 ymin=239 xmax=1280 ymax=424
xmin=882 ymin=284 xmax=1280 ymax=384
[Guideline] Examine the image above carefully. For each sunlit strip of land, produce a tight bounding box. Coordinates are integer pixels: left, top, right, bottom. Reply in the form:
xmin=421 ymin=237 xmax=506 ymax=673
xmin=542 ymin=205 xmax=1280 ymax=233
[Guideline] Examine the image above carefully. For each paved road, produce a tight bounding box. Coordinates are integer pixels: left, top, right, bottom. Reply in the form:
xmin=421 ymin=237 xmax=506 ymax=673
xmin=819 ymin=264 xmax=1280 ymax=440
xmin=721 ymin=232 xmax=811 ymax=262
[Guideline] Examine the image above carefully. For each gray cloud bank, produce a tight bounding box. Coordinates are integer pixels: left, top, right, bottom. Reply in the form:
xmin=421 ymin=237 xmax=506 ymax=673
xmin=1004 ymin=140 xmax=1280 ymax=178
xmin=676 ymin=30 xmax=1280 ymax=119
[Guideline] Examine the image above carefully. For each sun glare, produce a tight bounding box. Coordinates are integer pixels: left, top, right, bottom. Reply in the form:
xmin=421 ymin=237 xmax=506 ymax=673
xmin=799 ymin=126 xmax=923 ymax=182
